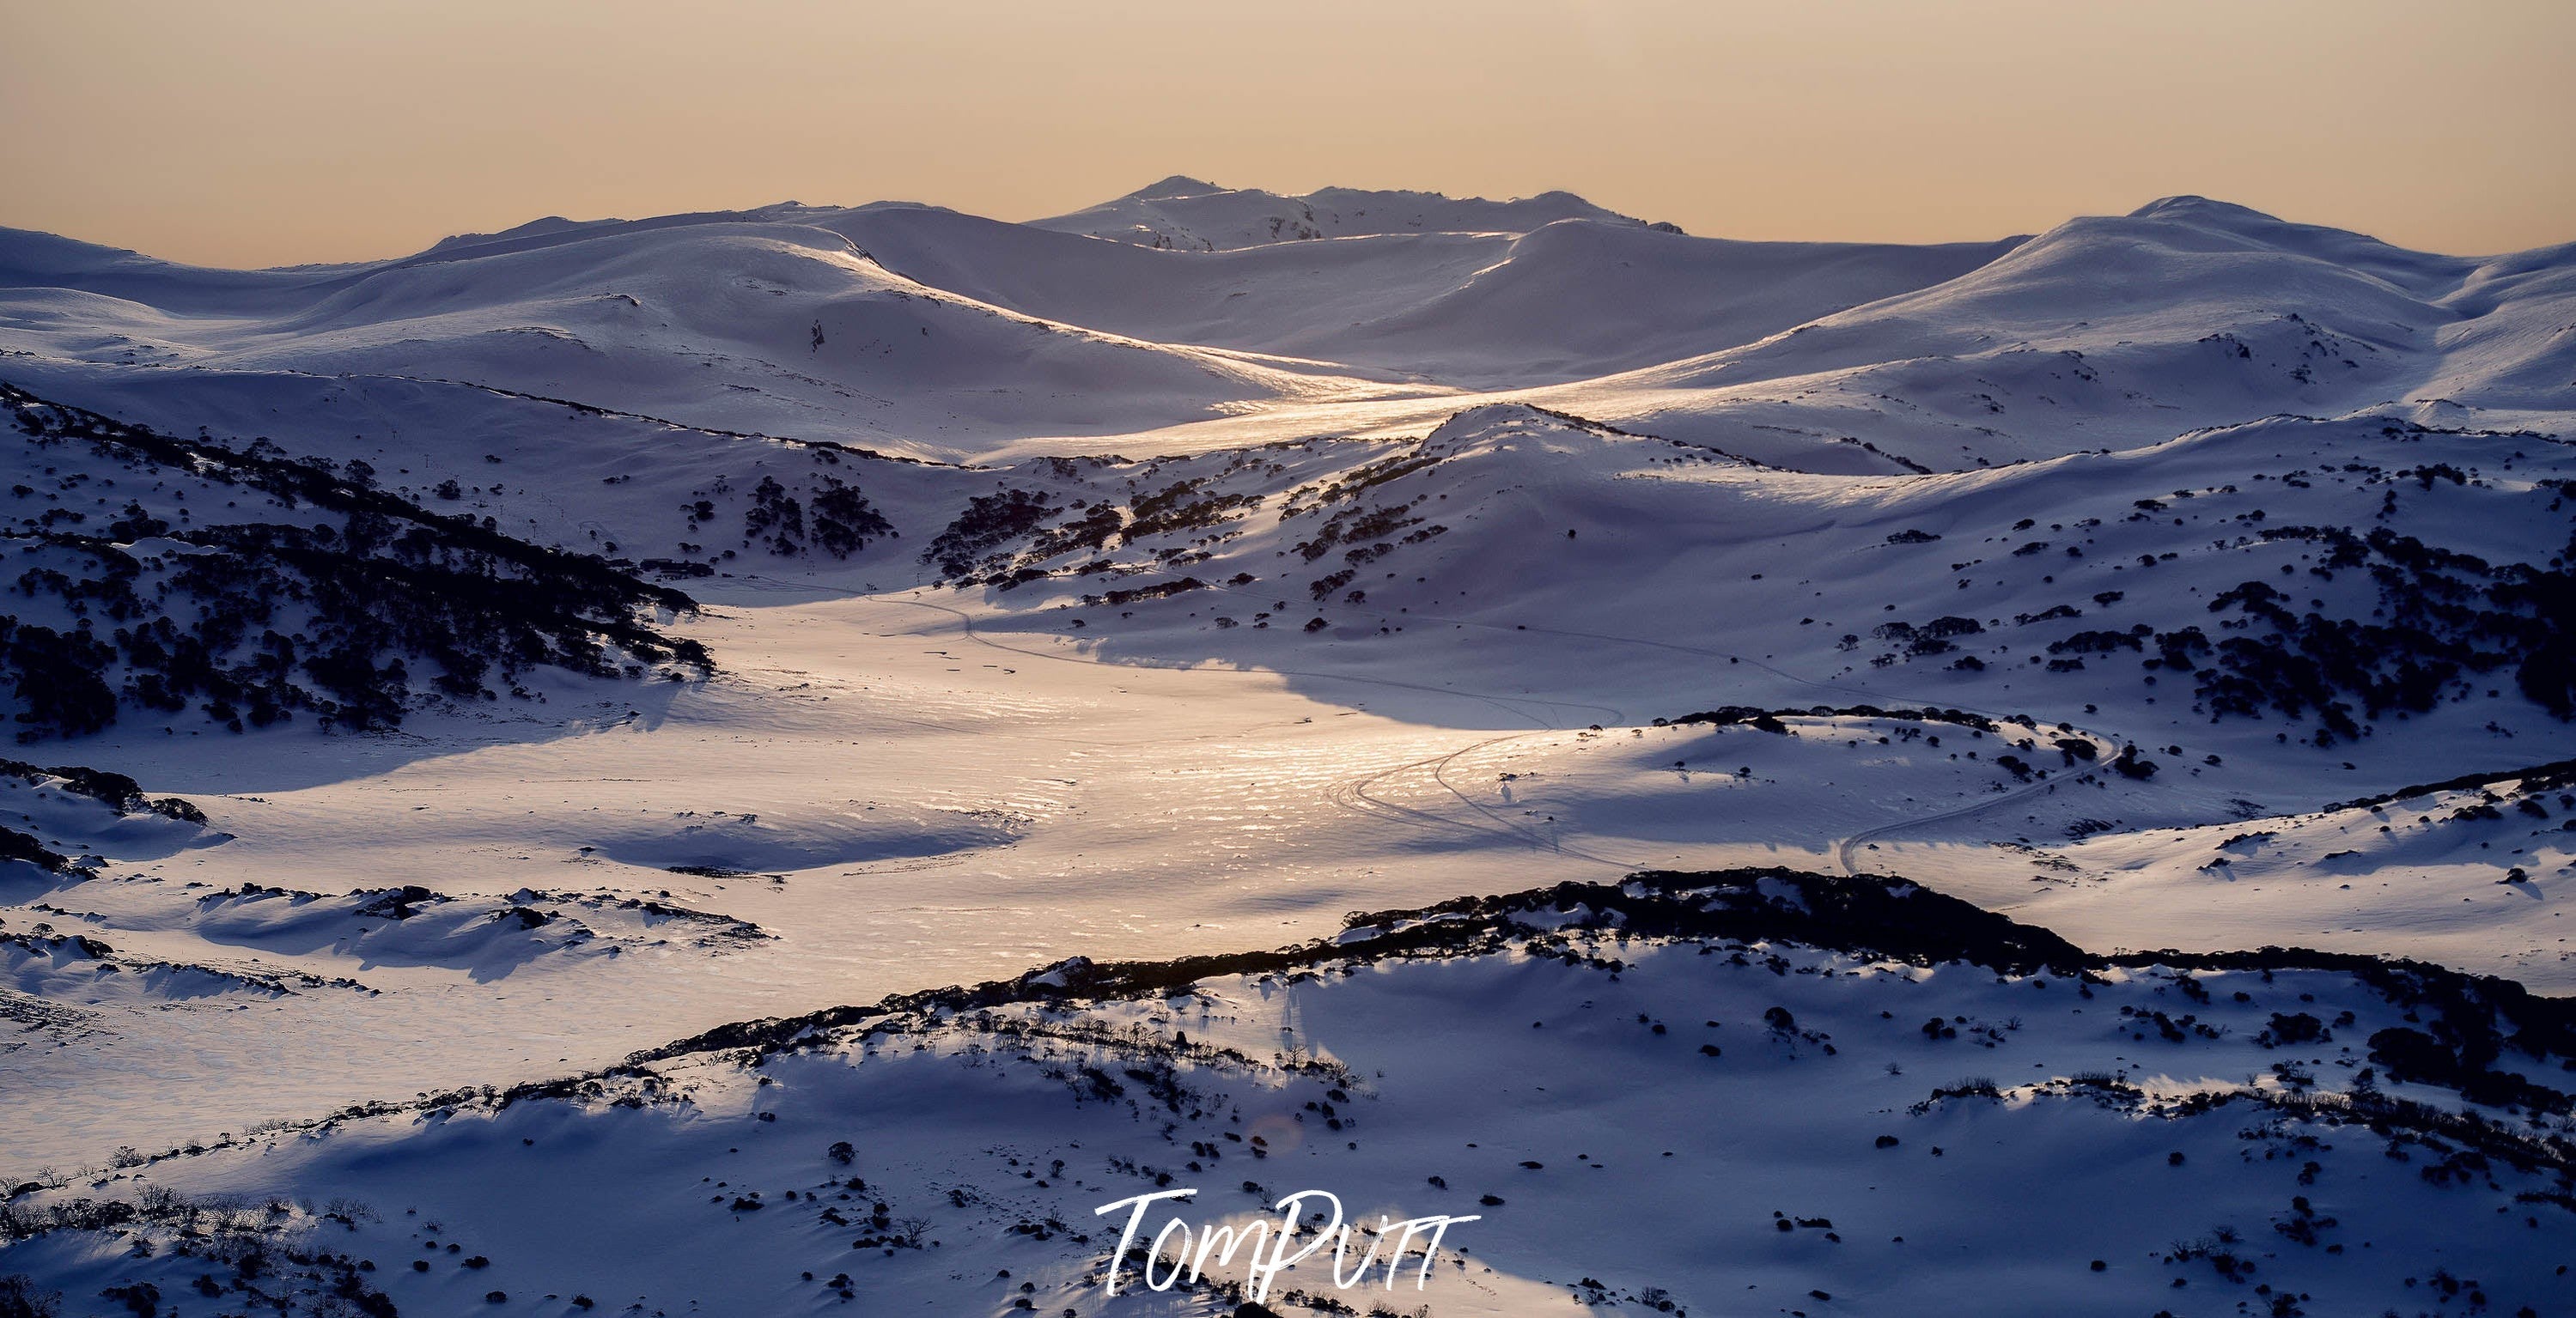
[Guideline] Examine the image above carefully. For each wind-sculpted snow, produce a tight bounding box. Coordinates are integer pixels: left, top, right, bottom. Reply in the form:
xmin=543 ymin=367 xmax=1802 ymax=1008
xmin=911 ymin=404 xmax=2575 ymax=779
xmin=15 ymin=185 xmax=2564 ymax=470
xmin=842 ymin=200 xmax=2022 ymax=387
xmin=0 ymin=212 xmax=1409 ymax=454
xmin=3 ymin=872 xmax=2572 ymax=1315
xmin=1900 ymin=754 xmax=2576 ymax=995
xmin=1546 ymin=197 xmax=2576 ymax=471
xmin=0 ymin=760 xmax=208 ymax=864
xmin=579 ymin=798 xmax=1030 ymax=872
xmin=1 ymin=183 xmax=2572 ymax=1314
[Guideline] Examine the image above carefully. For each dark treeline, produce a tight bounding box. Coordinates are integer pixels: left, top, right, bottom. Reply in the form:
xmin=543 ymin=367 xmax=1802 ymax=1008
xmin=2 ymin=384 xmax=709 ymax=741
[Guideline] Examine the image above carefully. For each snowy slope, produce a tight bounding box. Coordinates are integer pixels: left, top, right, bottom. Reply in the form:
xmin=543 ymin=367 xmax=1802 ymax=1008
xmin=3 ymin=875 xmax=2571 ymax=1317
xmin=1 ymin=183 xmax=2572 ymax=1316
xmin=1539 ymin=197 xmax=2576 ymax=471
xmin=828 ymin=203 xmax=2020 ymax=387
xmin=909 ymin=404 xmax=2574 ymax=783
xmin=0 ymin=380 xmax=2568 ymax=1147
xmin=0 ymin=216 xmax=1390 ymax=458
xmin=1028 ymin=175 xmax=1659 ymax=250
xmin=9 ymin=189 xmax=2567 ymax=469
xmin=0 ymin=194 xmax=2022 ymax=428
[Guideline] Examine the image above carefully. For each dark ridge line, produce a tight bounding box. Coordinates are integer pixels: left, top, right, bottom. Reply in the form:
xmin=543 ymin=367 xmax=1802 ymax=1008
xmin=0 ymin=823 xmax=72 ymax=873
xmin=24 ymin=866 xmax=2571 ymax=1191
xmin=0 ymin=757 xmax=204 ymax=823
xmin=0 ymin=929 xmax=368 ymax=996
xmin=1658 ymin=711 xmax=2576 ymax=819
xmin=620 ymin=867 xmax=2576 ymax=1102
xmin=1657 ymin=702 xmax=2009 ymax=734
xmin=1 ymin=380 xmax=703 ymax=617
xmin=2323 ymin=756 xmax=2576 ymax=814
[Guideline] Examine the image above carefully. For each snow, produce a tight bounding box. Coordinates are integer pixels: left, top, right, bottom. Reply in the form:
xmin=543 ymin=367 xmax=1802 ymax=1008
xmin=1 ymin=179 xmax=2572 ymax=1315
xmin=7 ymin=911 xmax=2570 ymax=1315
xmin=1027 ymin=178 xmax=1654 ymax=252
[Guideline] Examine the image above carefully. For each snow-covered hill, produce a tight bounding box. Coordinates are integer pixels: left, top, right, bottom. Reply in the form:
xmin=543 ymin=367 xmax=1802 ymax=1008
xmin=1538 ymin=197 xmax=2576 ymax=471
xmin=1028 ymin=175 xmax=1660 ymax=250
xmin=837 ymin=202 xmax=2021 ymax=388
xmin=1 ymin=182 xmax=2570 ymax=1315
xmin=0 ymin=213 xmax=1396 ymax=457
xmin=9 ymin=185 xmax=2567 ymax=467
xmin=4 ymin=874 xmax=2572 ymax=1316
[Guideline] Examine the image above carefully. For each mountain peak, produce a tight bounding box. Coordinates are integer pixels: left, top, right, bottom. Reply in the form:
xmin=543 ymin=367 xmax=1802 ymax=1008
xmin=1037 ymin=180 xmax=1649 ymax=252
xmin=2128 ymin=195 xmax=2287 ymax=226
xmin=2109 ymin=193 xmax=2474 ymax=282
xmin=1125 ymin=175 xmax=1221 ymax=201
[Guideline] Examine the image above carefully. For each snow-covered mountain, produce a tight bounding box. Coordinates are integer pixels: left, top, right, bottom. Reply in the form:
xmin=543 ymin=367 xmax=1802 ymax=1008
xmin=1 ymin=181 xmax=2571 ymax=1316
xmin=1551 ymin=196 xmax=2576 ymax=469
xmin=1027 ymin=175 xmax=1662 ymax=250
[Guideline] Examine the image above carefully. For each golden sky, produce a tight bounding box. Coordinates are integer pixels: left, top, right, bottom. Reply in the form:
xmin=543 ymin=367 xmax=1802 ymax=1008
xmin=5 ymin=0 xmax=2571 ymax=268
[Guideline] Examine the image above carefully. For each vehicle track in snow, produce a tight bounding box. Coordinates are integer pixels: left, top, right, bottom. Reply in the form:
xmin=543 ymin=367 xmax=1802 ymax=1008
xmin=741 ymin=574 xmax=2128 ymax=876
xmin=736 ymin=576 xmax=1638 ymax=856
xmin=1189 ymin=582 xmax=2133 ymax=873
xmin=1324 ymin=733 xmax=1646 ymax=867
xmin=1833 ymin=771 xmax=2082 ymax=876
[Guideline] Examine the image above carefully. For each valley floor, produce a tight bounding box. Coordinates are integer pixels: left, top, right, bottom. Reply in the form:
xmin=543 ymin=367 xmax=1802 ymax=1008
xmin=9 ymin=577 xmax=2573 ymax=1166
xmin=4 ymin=180 xmax=2574 ymax=1315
